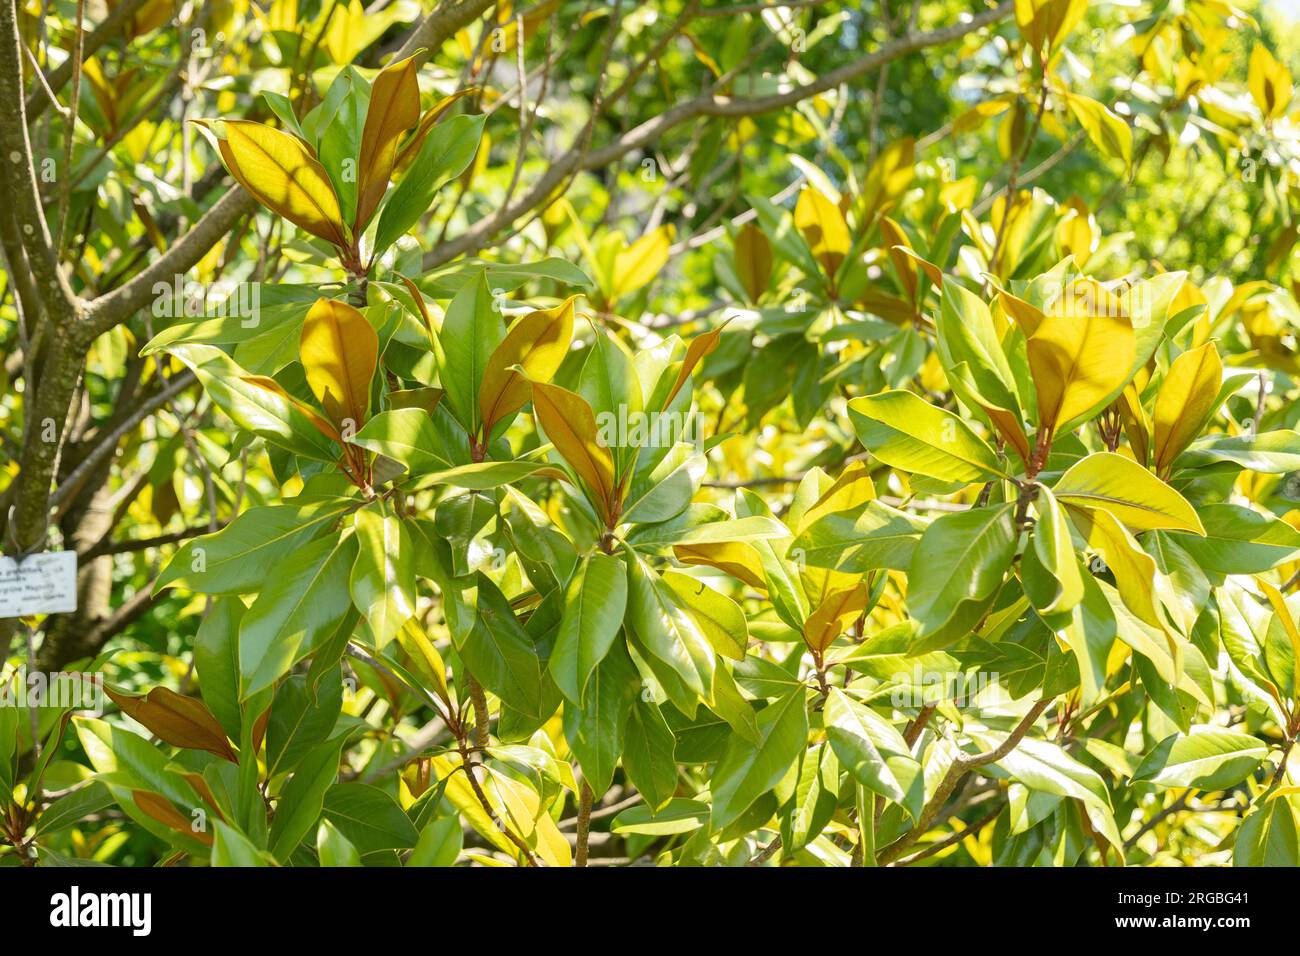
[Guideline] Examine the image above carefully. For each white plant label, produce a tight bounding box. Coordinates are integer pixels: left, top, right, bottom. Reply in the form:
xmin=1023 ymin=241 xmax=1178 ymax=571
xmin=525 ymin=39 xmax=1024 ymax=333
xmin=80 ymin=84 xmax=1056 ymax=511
xmin=0 ymin=551 xmax=78 ymax=617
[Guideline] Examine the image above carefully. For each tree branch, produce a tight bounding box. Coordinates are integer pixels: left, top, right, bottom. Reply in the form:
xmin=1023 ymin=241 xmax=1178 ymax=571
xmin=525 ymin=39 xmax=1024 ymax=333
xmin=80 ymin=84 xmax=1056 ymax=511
xmin=82 ymin=188 xmax=259 ymax=340
xmin=422 ymin=1 xmax=1013 ymax=268
xmin=877 ymin=698 xmax=1051 ymax=865
xmin=394 ymin=0 xmax=499 ymax=65
xmin=24 ymin=0 xmax=152 ymax=122
xmin=0 ymin=0 xmax=81 ymax=321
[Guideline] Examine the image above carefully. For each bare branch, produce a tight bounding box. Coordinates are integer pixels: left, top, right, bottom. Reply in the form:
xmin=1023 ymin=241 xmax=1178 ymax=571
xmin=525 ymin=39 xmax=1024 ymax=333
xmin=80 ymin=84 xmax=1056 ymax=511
xmin=394 ymin=0 xmax=499 ymax=64
xmin=0 ymin=0 xmax=81 ymax=321
xmin=83 ymin=188 xmax=259 ymax=339
xmin=423 ymin=1 xmax=1013 ymax=268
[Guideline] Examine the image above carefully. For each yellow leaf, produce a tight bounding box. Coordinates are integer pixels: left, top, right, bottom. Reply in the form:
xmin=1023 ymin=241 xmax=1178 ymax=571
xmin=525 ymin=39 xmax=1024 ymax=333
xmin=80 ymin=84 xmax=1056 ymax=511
xmin=802 ymin=584 xmax=871 ymax=655
xmin=1068 ymin=506 xmax=1164 ymax=629
xmin=985 ymin=404 xmax=1033 ymax=469
xmin=530 ymin=381 xmax=617 ymax=522
xmin=355 ymin=53 xmax=423 ymax=232
xmin=1026 ymin=279 xmax=1136 ymax=434
xmin=673 ymin=542 xmax=767 ymax=591
xmin=939 ymin=175 xmax=978 ymax=212
xmin=204 ymin=119 xmax=347 ymax=247
xmin=1116 ymin=383 xmax=1151 ymax=468
xmin=610 ymin=226 xmax=672 ymax=305
xmin=892 ymin=245 xmax=945 ymax=286
xmin=859 ymin=137 xmax=914 ymax=225
xmin=1249 ymin=44 xmax=1293 ymax=120
xmin=1054 ymin=451 xmax=1205 ymax=534
xmin=796 ymin=461 xmax=876 ymax=536
xmin=733 ymin=222 xmax=772 ymax=303
xmin=1257 ymin=580 xmax=1300 ymax=696
xmin=1055 ymin=197 xmax=1097 ymax=268
xmin=325 ymin=0 xmax=366 ymax=64
xmin=1152 ymin=342 xmax=1223 ymax=477
xmin=1015 ymin=0 xmax=1087 ymax=55
xmin=299 ymin=298 xmax=379 ymax=431
xmin=394 ymin=618 xmax=452 ymax=710
xmin=795 ymin=185 xmax=850 ymax=278
xmin=1065 ymin=93 xmax=1132 ymax=169
xmin=428 ymin=755 xmax=514 ymax=854
xmin=478 ymin=296 xmax=578 ymax=436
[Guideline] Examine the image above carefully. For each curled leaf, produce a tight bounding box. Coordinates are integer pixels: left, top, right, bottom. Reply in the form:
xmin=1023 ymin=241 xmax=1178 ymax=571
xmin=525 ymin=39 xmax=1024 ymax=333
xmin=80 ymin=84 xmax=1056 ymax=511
xmin=107 ymin=686 xmax=236 ymax=761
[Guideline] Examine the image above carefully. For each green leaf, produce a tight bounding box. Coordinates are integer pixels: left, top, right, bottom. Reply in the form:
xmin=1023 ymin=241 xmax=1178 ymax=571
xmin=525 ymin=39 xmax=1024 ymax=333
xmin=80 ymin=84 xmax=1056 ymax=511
xmin=316 ymin=819 xmax=362 ymax=867
xmin=321 ymin=783 xmax=419 ymax=854
xmin=823 ymin=688 xmax=922 ymax=816
xmin=266 ymin=671 xmax=343 ymax=778
xmin=407 ymin=816 xmax=464 ymax=867
xmin=983 ymin=734 xmax=1113 ymax=814
xmin=579 ymin=329 xmax=644 ymax=479
xmin=417 ymin=258 xmax=592 ymax=299
xmin=268 ymin=735 xmax=346 ymax=861
xmin=625 ymin=551 xmax=716 ymax=711
xmin=212 ymin=820 xmax=273 ymax=866
xmin=735 ymin=489 xmax=808 ymax=631
xmin=1135 ymin=729 xmax=1269 ymax=789
xmin=414 ymin=459 xmax=552 ymax=491
xmin=1053 ymin=571 xmax=1118 ymax=707
xmin=1167 ymin=503 xmax=1300 ymax=574
xmin=0 ymin=688 xmax=16 ymax=796
xmin=155 ymin=500 xmax=351 ymax=595
xmin=622 ymin=700 xmax=678 ymax=812
xmin=906 ymin=505 xmax=1016 ymax=638
xmin=1022 ymin=487 xmax=1084 ymax=615
xmin=1053 ymin=451 xmax=1204 ymax=534
xmin=458 ymin=573 xmax=546 ymax=722
xmin=34 ymin=783 xmax=114 ymax=837
xmin=785 ymin=743 xmax=839 ymax=851
xmin=1180 ymin=430 xmax=1300 ymax=474
xmin=663 ymin=570 xmax=748 ymax=661
xmin=936 ymin=277 xmax=1023 ymax=419
xmin=789 ymin=500 xmax=929 ymax=573
xmin=141 ymin=299 xmax=312 ymax=355
xmin=628 ymin=511 xmax=789 ymax=548
xmin=349 ymin=503 xmax=417 ymax=648
xmin=849 ymin=390 xmax=1007 ymax=483
xmin=164 ymin=344 xmax=339 ymax=462
xmin=351 ymin=408 xmax=455 ymax=476
xmin=374 ymin=113 xmax=486 ymax=254
xmin=611 ymin=798 xmax=709 ymax=835
xmin=315 ymin=66 xmax=368 ymax=226
xmin=238 ymin=535 xmax=358 ymax=699
xmin=549 ymin=552 xmax=628 ymax=705
xmin=709 ymin=688 xmax=808 ymax=830
xmin=73 ymin=718 xmax=202 ymax=808
xmin=434 ymin=270 xmax=501 ymax=435
xmin=562 ymin=640 xmax=641 ymax=797
xmin=622 ymin=446 xmax=705 ymax=526
xmin=193 ymin=597 xmax=244 ymax=740
xmin=1234 ymin=794 xmax=1300 ymax=867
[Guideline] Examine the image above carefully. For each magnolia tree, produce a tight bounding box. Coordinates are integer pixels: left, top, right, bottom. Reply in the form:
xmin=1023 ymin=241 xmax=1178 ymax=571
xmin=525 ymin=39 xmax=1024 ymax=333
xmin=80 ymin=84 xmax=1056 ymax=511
xmin=3 ymin=0 xmax=1300 ymax=868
